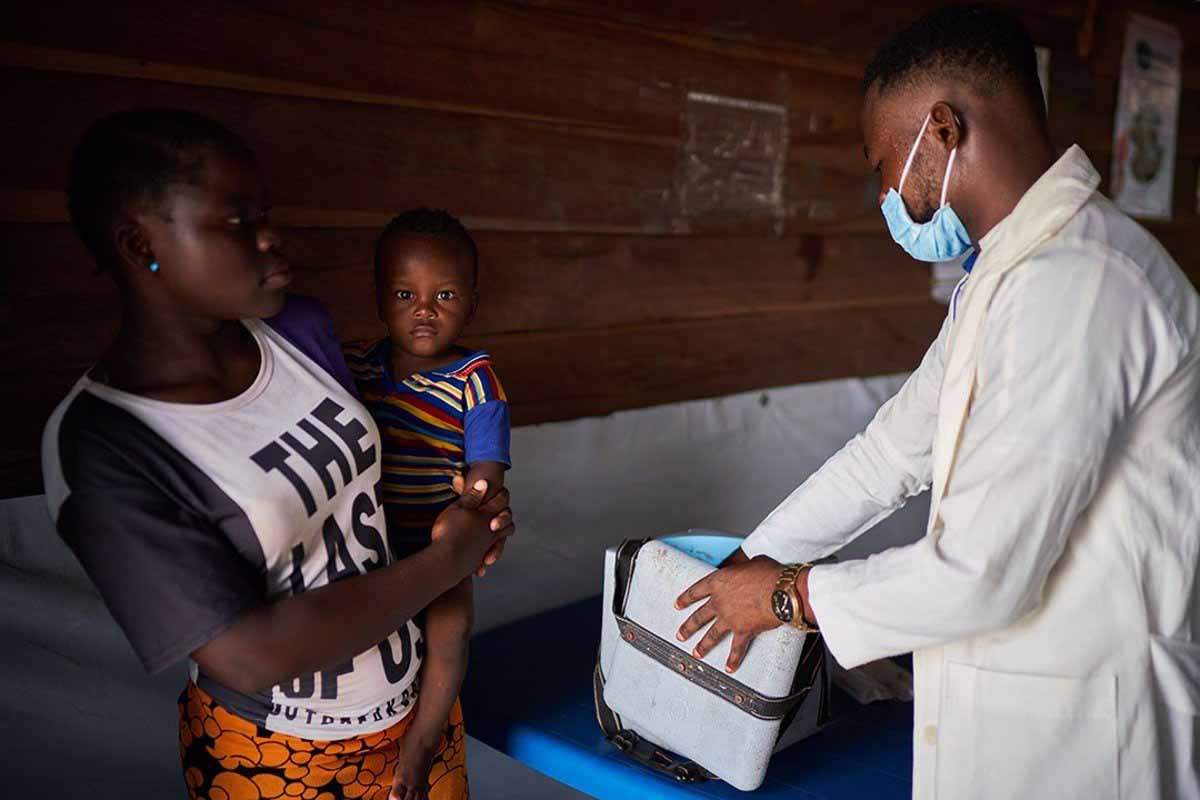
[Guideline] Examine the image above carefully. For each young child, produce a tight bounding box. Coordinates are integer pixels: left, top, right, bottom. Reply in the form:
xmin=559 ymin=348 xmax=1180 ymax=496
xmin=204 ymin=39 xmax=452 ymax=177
xmin=345 ymin=208 xmax=511 ymax=797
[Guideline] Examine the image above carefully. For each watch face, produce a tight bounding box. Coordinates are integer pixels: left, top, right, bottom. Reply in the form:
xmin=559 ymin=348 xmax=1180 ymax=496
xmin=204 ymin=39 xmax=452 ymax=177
xmin=771 ymin=590 xmax=794 ymax=623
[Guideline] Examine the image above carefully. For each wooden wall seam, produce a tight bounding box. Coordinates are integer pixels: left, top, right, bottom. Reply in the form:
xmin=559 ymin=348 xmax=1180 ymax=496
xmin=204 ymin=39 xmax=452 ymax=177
xmin=490 ymin=1 xmax=867 ymax=78
xmin=0 ymin=42 xmax=643 ymax=133
xmin=0 ymin=187 xmax=684 ymax=235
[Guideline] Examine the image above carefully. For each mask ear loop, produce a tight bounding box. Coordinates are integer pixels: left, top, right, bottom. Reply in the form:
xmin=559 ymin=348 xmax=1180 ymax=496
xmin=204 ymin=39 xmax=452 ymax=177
xmin=897 ymin=113 xmax=933 ymax=196
xmin=939 ymin=148 xmax=958 ymax=209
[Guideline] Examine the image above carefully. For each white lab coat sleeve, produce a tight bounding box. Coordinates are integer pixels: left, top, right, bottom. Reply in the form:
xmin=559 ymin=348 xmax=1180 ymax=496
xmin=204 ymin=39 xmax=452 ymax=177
xmin=740 ymin=312 xmax=951 ymax=563
xmin=808 ymin=245 xmax=1185 ymax=668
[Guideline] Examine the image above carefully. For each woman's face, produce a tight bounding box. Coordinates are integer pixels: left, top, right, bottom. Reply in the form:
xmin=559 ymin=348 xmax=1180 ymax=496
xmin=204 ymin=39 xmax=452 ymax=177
xmin=136 ymin=152 xmax=291 ymax=320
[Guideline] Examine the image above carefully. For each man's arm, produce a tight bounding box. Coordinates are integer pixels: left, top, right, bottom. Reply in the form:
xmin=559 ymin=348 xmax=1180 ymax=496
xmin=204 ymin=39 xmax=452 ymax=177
xmin=684 ymin=311 xmax=953 ymax=668
xmin=739 ymin=311 xmax=953 ymax=562
xmin=804 ymin=252 xmax=1179 ymax=667
xmin=685 ymin=251 xmax=1181 ymax=671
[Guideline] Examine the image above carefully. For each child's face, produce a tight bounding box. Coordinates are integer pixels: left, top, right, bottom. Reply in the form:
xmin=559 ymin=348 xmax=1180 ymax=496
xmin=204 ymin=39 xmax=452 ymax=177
xmin=376 ymin=234 xmax=476 ymax=360
xmin=132 ymin=153 xmax=290 ymax=320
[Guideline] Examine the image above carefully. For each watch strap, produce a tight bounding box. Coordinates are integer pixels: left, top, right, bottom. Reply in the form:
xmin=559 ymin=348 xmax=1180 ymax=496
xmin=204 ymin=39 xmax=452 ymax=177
xmin=776 ymin=563 xmax=818 ymax=633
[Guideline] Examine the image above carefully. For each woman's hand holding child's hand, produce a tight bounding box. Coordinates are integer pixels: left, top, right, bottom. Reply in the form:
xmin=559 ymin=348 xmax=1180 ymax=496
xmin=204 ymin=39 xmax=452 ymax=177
xmin=431 ymin=479 xmax=513 ymax=579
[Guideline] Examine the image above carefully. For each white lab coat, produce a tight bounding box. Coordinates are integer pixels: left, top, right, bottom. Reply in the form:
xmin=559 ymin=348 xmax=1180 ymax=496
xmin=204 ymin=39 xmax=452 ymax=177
xmin=742 ymin=146 xmax=1200 ymax=799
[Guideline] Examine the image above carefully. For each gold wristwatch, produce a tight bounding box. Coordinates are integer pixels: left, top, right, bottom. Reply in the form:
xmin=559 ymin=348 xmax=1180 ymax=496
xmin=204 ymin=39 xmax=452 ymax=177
xmin=770 ymin=563 xmax=818 ymax=633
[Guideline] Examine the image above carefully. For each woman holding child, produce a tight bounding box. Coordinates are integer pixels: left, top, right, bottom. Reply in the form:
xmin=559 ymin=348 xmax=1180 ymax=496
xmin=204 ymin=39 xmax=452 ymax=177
xmin=40 ymin=109 xmax=505 ymax=800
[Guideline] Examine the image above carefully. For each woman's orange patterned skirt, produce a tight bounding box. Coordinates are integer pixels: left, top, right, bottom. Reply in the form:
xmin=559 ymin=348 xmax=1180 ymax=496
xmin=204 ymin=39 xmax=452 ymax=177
xmin=178 ymin=682 xmax=468 ymax=800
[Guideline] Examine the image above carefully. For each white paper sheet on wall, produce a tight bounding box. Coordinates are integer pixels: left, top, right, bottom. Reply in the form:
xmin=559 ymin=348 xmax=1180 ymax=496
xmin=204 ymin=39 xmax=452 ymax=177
xmin=1111 ymin=14 xmax=1182 ymax=221
xmin=679 ymin=92 xmax=788 ymax=232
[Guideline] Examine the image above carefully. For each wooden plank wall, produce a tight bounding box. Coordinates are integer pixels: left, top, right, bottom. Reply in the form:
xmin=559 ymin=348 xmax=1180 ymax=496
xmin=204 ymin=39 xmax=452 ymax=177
xmin=2 ymin=0 xmax=1199 ymax=497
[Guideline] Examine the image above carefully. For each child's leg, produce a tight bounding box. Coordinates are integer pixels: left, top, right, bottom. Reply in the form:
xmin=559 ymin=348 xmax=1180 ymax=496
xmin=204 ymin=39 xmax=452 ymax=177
xmin=425 ymin=698 xmax=469 ymax=800
xmin=391 ymin=582 xmax=472 ymax=799
xmin=388 ymin=693 xmax=471 ymax=800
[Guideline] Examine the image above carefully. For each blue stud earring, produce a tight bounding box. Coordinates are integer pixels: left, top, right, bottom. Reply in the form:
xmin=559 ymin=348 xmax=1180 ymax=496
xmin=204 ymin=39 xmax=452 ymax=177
xmin=148 ymin=261 xmax=160 ymax=273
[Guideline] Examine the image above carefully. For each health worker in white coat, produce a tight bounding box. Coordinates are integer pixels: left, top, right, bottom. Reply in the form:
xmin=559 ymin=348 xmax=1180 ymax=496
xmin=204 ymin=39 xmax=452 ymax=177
xmin=675 ymin=6 xmax=1200 ymax=799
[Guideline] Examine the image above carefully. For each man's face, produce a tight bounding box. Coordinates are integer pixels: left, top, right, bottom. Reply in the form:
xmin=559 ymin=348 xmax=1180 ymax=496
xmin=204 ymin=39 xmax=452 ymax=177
xmin=862 ymin=86 xmax=944 ymax=225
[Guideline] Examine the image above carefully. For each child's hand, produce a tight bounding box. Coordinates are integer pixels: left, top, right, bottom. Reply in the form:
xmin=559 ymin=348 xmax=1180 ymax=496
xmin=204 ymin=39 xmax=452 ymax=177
xmin=451 ymin=469 xmax=510 ymax=576
xmin=459 ymin=462 xmax=507 ymax=504
xmin=389 ymin=729 xmax=441 ymax=800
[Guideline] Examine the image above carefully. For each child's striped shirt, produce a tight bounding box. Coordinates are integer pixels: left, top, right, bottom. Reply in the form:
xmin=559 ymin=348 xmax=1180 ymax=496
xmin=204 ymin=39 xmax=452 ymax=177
xmin=345 ymin=340 xmax=510 ymax=534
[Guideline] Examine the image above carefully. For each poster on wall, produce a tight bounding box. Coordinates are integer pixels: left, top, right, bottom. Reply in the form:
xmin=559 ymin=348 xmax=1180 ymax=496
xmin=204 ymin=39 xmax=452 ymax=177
xmin=1111 ymin=14 xmax=1182 ymax=221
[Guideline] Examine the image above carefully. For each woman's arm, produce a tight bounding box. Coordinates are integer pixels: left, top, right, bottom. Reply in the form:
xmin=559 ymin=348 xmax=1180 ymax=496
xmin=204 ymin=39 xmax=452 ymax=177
xmin=194 ymin=482 xmax=508 ymax=695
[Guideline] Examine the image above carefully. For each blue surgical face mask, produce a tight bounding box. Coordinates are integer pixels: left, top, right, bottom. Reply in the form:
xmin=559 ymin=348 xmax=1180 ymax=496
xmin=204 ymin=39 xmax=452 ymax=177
xmin=880 ymin=113 xmax=972 ymax=262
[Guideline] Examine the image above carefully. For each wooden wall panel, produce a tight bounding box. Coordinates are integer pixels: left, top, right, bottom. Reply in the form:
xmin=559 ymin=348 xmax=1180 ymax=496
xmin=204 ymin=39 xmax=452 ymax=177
xmin=0 ymin=71 xmax=680 ymax=231
xmin=1 ymin=225 xmax=928 ymax=348
xmin=1 ymin=223 xmax=938 ymax=495
xmin=0 ymin=69 xmax=880 ymax=235
xmin=270 ymin=230 xmax=932 ymax=340
xmin=2 ymin=0 xmax=1199 ymax=497
xmin=5 ymin=1 xmax=796 ymax=135
xmin=477 ymin=301 xmax=946 ymax=425
xmin=525 ymin=0 xmax=1200 ymax=83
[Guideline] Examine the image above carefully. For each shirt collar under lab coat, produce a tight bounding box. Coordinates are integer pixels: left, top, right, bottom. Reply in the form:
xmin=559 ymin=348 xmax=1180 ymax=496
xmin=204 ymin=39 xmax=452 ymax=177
xmin=970 ymin=145 xmax=1101 ymax=279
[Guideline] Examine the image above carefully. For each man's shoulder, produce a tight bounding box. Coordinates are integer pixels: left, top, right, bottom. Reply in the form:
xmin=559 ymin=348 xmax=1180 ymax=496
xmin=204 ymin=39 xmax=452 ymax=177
xmin=986 ymin=198 xmax=1196 ymax=366
xmin=1007 ymin=198 xmax=1153 ymax=292
xmin=1033 ymin=195 xmax=1199 ymax=336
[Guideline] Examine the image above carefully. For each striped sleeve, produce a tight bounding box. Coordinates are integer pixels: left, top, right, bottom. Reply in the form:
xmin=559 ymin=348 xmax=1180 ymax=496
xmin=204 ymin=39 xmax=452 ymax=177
xmin=463 ymin=362 xmax=508 ymax=411
xmin=462 ymin=361 xmax=510 ymax=466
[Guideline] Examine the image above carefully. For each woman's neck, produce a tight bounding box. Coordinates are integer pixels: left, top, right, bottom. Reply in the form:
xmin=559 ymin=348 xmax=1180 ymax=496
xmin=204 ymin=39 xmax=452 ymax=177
xmin=99 ymin=304 xmax=259 ymax=402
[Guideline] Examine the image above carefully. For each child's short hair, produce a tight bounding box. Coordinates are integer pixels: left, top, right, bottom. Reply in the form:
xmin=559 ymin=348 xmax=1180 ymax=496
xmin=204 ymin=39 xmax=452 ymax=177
xmin=374 ymin=208 xmax=479 ymax=287
xmin=67 ymin=108 xmax=254 ymax=268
